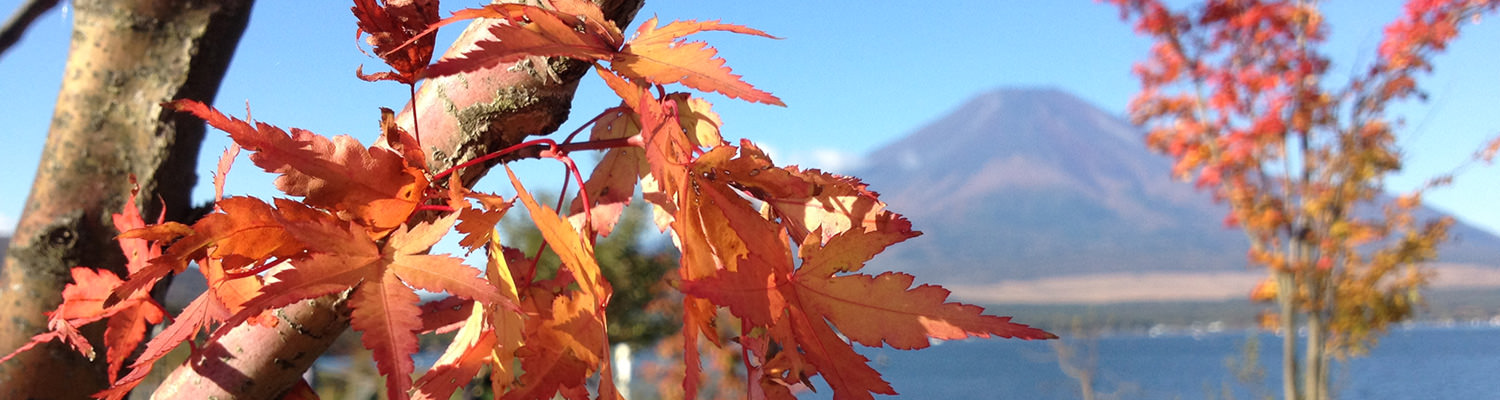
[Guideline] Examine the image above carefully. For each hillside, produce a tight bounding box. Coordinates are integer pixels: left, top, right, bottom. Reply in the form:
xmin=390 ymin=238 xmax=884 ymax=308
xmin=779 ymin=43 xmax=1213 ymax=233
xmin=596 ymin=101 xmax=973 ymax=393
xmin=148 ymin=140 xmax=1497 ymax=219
xmin=855 ymin=88 xmax=1500 ymax=288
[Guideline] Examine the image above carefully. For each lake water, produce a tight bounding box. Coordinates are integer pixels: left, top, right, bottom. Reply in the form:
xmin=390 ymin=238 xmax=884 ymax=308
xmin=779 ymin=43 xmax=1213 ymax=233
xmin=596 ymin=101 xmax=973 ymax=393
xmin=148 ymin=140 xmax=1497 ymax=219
xmin=795 ymin=324 xmax=1500 ymax=399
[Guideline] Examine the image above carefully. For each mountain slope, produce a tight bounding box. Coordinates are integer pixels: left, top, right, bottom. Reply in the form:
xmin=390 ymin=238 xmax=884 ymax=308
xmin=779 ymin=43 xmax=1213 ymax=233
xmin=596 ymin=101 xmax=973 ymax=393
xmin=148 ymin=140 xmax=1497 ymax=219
xmin=855 ymin=87 xmax=1499 ymax=283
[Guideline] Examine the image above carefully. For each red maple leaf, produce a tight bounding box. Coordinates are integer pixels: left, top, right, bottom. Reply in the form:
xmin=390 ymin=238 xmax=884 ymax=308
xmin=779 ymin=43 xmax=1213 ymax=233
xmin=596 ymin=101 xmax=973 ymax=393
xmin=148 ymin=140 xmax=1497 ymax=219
xmin=353 ymin=0 xmax=441 ymax=84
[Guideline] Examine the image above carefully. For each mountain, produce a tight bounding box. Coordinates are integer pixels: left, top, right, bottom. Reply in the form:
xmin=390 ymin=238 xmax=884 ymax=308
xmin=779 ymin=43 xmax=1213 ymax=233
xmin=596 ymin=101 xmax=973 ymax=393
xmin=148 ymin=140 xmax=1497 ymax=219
xmin=854 ymin=87 xmax=1500 ymax=283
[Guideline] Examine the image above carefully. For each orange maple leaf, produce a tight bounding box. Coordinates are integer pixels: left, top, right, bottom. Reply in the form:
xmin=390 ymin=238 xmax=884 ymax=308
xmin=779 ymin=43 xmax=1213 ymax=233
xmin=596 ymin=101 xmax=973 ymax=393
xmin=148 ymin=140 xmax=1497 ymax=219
xmin=696 ymin=140 xmax=887 ymax=244
xmin=214 ymin=211 xmax=499 ymax=400
xmin=569 ymin=106 xmax=646 ymax=236
xmin=413 ymin=305 xmax=497 ymax=400
xmin=673 ymin=144 xmax=1054 ymax=398
xmin=612 ymin=17 xmax=784 ymax=106
xmin=170 ymin=99 xmax=427 ymax=234
xmin=508 ymin=167 xmax=610 ymax=301
xmin=448 ymin=177 xmax=515 ymax=254
xmin=108 ymin=196 xmax=309 ymax=306
xmin=424 ymin=3 xmax=620 ymax=78
xmin=211 ymin=143 xmax=241 ymax=203
xmin=0 ymin=267 xmax=117 ymax=365
xmin=638 ymin=94 xmax=696 ymax=214
xmin=413 ymin=228 xmax=531 ymax=400
xmin=455 ymin=201 xmax=512 ymax=253
xmin=497 ymin=167 xmax=624 ymax=399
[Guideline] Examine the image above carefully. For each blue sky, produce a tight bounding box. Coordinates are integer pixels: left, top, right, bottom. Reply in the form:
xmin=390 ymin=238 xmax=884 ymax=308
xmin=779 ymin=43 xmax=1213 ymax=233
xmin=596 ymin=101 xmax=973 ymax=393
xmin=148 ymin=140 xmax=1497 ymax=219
xmin=2 ymin=0 xmax=1498 ymax=238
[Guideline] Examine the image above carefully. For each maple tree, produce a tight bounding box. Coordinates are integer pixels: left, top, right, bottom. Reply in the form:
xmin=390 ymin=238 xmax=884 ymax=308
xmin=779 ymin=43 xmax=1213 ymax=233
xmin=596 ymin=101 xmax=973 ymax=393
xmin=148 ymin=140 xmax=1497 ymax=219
xmin=1 ymin=1 xmax=1054 ymax=399
xmin=1108 ymin=1 xmax=1499 ymax=399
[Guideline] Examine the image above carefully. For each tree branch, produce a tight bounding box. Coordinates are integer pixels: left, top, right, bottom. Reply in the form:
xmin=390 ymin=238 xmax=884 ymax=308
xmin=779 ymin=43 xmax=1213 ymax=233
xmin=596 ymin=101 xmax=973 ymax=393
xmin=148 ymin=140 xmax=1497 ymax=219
xmin=0 ymin=0 xmax=59 ymax=59
xmin=151 ymin=294 xmax=349 ymax=399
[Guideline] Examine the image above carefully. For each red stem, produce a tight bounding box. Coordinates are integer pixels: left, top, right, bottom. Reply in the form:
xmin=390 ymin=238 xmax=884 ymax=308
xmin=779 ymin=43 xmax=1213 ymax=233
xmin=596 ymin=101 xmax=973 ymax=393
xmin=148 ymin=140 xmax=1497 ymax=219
xmin=547 ymin=152 xmax=595 ymax=244
xmin=431 ymin=138 xmax=560 ymax=183
xmin=741 ymin=324 xmax=755 ymax=393
xmin=429 ymin=137 xmax=643 ymax=185
xmin=409 ymin=82 xmax=422 ymax=149
xmin=562 ymin=107 xmax=625 ymax=145
xmin=222 ymin=258 xmax=287 ymax=280
xmin=553 ymin=168 xmax=572 ymax=213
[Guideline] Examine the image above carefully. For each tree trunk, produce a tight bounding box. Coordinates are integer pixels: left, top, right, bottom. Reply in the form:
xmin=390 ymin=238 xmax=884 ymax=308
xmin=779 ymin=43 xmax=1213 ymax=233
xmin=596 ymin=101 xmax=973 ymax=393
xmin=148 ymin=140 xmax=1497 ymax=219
xmin=0 ymin=0 xmax=251 ymax=398
xmin=148 ymin=0 xmax=644 ymax=397
xmin=1276 ymin=270 xmax=1299 ymax=400
xmin=1304 ymin=312 xmax=1325 ymax=400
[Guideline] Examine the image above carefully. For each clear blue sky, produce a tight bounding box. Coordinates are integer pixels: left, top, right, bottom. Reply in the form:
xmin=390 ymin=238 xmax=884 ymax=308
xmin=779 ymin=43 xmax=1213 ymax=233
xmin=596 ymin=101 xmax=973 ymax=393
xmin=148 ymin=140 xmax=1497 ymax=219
xmin=2 ymin=0 xmax=1498 ymax=238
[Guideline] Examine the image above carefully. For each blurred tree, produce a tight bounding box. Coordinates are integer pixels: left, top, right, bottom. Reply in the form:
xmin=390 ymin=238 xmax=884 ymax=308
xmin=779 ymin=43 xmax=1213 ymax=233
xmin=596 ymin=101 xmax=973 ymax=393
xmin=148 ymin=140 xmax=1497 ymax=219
xmin=1109 ymin=1 xmax=1498 ymax=399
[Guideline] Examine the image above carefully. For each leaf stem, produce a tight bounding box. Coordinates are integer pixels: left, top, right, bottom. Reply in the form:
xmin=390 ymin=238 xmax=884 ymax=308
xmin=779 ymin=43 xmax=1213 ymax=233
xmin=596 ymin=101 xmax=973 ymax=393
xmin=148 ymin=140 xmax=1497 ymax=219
xmin=430 ymin=137 xmax=644 ymax=184
xmin=409 ymin=82 xmax=422 ymax=149
xmin=223 ymin=257 xmax=288 ymax=280
xmin=431 ymin=138 xmax=560 ymax=183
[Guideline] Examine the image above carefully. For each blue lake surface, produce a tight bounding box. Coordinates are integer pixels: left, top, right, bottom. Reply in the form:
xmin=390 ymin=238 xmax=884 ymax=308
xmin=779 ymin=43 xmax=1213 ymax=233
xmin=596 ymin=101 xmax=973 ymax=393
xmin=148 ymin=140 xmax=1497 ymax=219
xmin=793 ymin=324 xmax=1500 ymax=399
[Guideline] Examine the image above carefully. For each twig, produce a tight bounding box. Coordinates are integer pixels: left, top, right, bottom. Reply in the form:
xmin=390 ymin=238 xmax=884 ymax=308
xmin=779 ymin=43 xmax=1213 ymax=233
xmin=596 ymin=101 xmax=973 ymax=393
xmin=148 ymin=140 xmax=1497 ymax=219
xmin=0 ymin=0 xmax=61 ymax=60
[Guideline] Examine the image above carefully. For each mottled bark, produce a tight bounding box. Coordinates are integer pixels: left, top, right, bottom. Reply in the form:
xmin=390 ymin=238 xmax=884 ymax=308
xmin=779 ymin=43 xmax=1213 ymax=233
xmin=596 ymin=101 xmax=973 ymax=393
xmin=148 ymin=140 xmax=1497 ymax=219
xmin=151 ymin=295 xmax=348 ymax=400
xmin=149 ymin=0 xmax=643 ymax=397
xmin=0 ymin=0 xmax=252 ymax=398
xmin=396 ymin=0 xmax=646 ymax=187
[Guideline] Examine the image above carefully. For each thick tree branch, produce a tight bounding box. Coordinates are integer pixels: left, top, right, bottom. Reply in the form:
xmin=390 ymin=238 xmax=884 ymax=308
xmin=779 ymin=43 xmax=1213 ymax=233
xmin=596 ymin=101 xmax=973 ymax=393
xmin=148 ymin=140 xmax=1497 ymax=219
xmin=151 ymin=294 xmax=349 ymax=399
xmin=396 ymin=0 xmax=645 ymax=187
xmin=0 ymin=0 xmax=253 ymax=397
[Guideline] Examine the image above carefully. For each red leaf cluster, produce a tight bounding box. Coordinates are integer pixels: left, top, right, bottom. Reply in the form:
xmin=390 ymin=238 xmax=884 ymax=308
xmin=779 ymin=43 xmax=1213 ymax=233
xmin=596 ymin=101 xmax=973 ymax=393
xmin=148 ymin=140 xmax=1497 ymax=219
xmin=1 ymin=1 xmax=1053 ymax=399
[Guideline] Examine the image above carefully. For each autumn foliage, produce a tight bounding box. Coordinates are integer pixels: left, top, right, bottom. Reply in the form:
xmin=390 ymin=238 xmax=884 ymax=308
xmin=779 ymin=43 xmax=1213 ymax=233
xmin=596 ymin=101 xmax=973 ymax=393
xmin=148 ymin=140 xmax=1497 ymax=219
xmin=2 ymin=1 xmax=1052 ymax=399
xmin=1110 ymin=0 xmax=1498 ymax=399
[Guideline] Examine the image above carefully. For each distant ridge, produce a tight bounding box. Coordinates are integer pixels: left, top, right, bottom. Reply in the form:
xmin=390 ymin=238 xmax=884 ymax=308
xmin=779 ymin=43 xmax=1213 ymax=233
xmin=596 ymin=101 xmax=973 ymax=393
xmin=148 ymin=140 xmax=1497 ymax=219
xmin=854 ymin=87 xmax=1500 ymax=284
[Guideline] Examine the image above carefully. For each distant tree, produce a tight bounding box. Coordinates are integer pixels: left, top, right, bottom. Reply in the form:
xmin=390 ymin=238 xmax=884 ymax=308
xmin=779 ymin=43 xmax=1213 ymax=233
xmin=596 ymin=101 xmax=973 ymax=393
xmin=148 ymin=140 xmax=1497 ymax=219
xmin=1051 ymin=316 xmax=1102 ymax=400
xmin=1108 ymin=1 xmax=1499 ymax=399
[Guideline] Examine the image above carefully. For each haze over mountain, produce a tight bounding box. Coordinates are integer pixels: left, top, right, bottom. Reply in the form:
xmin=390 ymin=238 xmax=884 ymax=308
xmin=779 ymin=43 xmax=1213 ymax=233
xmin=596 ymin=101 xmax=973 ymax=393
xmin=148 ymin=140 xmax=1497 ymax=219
xmin=853 ymin=88 xmax=1500 ymax=284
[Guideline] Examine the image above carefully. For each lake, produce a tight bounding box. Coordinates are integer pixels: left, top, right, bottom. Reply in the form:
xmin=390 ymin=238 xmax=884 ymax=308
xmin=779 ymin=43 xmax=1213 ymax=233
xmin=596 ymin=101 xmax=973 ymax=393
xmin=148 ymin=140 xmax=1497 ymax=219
xmin=794 ymin=324 xmax=1500 ymax=399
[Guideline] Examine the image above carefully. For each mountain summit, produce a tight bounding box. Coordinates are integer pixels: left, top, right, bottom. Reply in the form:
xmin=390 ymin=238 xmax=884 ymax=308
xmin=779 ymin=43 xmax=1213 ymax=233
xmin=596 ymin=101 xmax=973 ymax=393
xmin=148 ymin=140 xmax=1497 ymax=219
xmin=856 ymin=88 xmax=1498 ymax=283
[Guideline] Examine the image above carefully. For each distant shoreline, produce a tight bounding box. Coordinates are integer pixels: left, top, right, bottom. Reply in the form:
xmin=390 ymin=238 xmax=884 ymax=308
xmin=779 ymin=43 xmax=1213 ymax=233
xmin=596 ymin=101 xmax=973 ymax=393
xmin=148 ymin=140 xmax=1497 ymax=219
xmin=946 ymin=263 xmax=1500 ymax=305
xmin=974 ymin=284 xmax=1500 ymax=337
